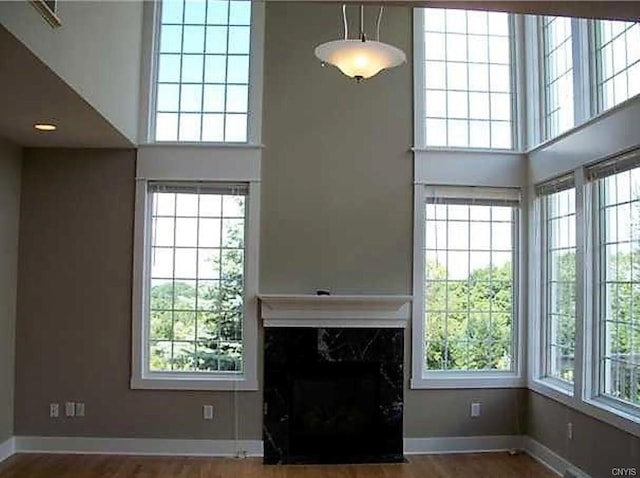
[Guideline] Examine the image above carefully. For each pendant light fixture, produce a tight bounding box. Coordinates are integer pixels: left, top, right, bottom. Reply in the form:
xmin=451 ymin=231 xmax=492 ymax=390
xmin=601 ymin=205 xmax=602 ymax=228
xmin=314 ymin=5 xmax=406 ymax=83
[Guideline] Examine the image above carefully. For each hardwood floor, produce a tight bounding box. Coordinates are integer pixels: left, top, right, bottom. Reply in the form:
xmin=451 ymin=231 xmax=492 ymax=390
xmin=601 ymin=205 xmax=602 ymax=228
xmin=0 ymin=452 xmax=556 ymax=478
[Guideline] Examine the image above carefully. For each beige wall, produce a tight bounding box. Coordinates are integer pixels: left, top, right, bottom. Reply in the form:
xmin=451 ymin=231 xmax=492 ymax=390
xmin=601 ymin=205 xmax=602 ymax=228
xmin=528 ymin=391 xmax=640 ymax=476
xmin=261 ymin=2 xmax=525 ymax=438
xmin=0 ymin=139 xmax=21 ymax=443
xmin=14 ymin=150 xmax=261 ymax=439
xmin=0 ymin=1 xmax=143 ymax=143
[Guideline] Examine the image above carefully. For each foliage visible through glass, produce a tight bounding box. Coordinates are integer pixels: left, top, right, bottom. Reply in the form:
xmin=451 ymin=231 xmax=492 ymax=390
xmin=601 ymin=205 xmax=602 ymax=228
xmin=155 ymin=0 xmax=251 ymax=142
xmin=424 ymin=202 xmax=514 ymax=371
xmin=422 ymin=8 xmax=513 ymax=149
xmin=543 ymin=188 xmax=576 ymax=383
xmin=599 ymin=168 xmax=640 ymax=406
xmin=148 ymin=189 xmax=245 ymax=373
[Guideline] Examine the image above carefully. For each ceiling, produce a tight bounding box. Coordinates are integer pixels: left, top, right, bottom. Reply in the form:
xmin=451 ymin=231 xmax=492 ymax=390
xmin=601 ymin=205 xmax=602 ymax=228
xmin=0 ymin=25 xmax=132 ymax=149
xmin=302 ymin=1 xmax=640 ymax=21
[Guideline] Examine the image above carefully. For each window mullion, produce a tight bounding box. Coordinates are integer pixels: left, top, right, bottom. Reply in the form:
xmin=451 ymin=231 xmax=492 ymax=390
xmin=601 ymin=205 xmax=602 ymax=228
xmin=573 ymin=168 xmax=587 ymax=401
xmin=572 ymin=18 xmax=594 ymax=126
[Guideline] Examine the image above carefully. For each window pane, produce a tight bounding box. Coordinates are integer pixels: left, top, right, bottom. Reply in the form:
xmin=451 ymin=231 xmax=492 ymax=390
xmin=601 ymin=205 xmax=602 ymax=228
xmin=596 ymin=19 xmax=640 ymax=112
xmin=206 ymin=26 xmax=228 ymax=54
xmin=203 ymin=85 xmax=226 ymax=112
xmin=154 ymin=0 xmax=251 ymax=142
xmin=162 ymin=0 xmax=184 ymax=24
xmin=179 ymin=113 xmax=201 ymax=140
xmin=147 ymin=187 xmax=246 ymax=373
xmin=424 ymin=199 xmax=516 ymax=371
xmin=184 ymin=0 xmax=206 ymax=24
xmin=160 ymin=25 xmax=183 ymax=53
xmin=207 ymin=1 xmax=229 ymax=24
xmin=542 ymin=187 xmax=576 ymax=383
xmin=202 ymin=114 xmax=225 ymax=141
xmin=225 ymin=114 xmax=248 ymax=141
xmin=422 ymin=8 xmax=513 ymax=149
xmin=226 ymin=85 xmax=248 ymax=112
xmin=227 ymin=55 xmax=250 ymax=84
xmin=157 ymin=84 xmax=180 ymax=111
xmin=205 ymin=55 xmax=227 ymax=83
xmin=180 ymin=84 xmax=203 ymax=112
xmin=183 ymin=26 xmax=205 ymax=53
xmin=229 ymin=1 xmax=251 ymax=26
xmin=156 ymin=113 xmax=178 ymax=141
xmin=158 ymin=54 xmax=181 ymax=83
xmin=598 ymin=168 xmax=640 ymax=407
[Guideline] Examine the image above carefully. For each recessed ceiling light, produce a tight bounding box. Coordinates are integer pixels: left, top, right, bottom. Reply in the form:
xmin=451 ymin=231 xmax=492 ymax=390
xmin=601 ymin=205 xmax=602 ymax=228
xmin=34 ymin=123 xmax=57 ymax=131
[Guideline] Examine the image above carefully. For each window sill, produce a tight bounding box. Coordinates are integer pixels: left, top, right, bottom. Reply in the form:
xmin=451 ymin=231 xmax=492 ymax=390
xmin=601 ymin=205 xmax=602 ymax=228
xmin=138 ymin=142 xmax=264 ymax=149
xmin=130 ymin=375 xmax=259 ymax=392
xmin=412 ymin=146 xmax=523 ymax=156
xmin=529 ymin=378 xmax=574 ymax=400
xmin=411 ymin=374 xmax=525 ymax=389
xmin=584 ymin=396 xmax=640 ymax=428
xmin=529 ymin=383 xmax=640 ymax=439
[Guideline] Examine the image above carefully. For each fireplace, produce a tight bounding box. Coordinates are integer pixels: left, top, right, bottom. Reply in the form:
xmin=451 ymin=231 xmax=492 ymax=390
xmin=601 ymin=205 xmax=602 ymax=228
xmin=263 ymin=328 xmax=404 ymax=464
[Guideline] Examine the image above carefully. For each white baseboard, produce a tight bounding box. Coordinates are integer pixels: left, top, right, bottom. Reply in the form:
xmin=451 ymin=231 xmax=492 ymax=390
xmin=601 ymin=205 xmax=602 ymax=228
xmin=14 ymin=436 xmax=263 ymax=457
xmin=2 ymin=433 xmax=589 ymax=478
xmin=404 ymin=434 xmax=524 ymax=454
xmin=0 ymin=437 xmax=15 ymax=463
xmin=523 ymin=436 xmax=591 ymax=478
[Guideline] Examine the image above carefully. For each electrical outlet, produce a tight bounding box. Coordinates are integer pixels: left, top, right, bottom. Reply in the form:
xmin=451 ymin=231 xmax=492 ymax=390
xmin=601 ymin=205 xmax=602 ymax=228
xmin=49 ymin=403 xmax=59 ymax=418
xmin=470 ymin=402 xmax=481 ymax=418
xmin=567 ymin=422 xmax=573 ymax=440
xmin=65 ymin=401 xmax=75 ymax=417
xmin=203 ymin=404 xmax=214 ymax=420
xmin=75 ymin=402 xmax=85 ymax=417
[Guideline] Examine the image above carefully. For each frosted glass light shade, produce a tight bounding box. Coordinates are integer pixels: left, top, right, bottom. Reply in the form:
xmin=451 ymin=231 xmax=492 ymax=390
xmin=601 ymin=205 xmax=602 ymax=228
xmin=315 ymin=39 xmax=406 ymax=80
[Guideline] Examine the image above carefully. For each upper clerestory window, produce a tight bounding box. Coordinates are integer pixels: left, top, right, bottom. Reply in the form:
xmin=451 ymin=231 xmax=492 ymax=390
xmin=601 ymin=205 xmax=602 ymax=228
xmin=153 ymin=0 xmax=253 ymax=143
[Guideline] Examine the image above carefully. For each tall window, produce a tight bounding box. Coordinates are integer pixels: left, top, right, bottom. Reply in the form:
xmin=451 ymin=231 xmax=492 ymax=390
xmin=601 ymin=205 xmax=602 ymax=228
xmin=146 ymin=183 xmax=247 ymax=374
xmin=595 ymin=20 xmax=640 ymax=112
xmin=542 ymin=17 xmax=574 ymax=138
xmin=154 ymin=0 xmax=252 ymax=142
xmin=591 ymin=158 xmax=640 ymax=409
xmin=420 ymin=8 xmax=513 ymax=149
xmin=538 ymin=178 xmax=576 ymax=384
xmin=423 ymin=188 xmax=518 ymax=373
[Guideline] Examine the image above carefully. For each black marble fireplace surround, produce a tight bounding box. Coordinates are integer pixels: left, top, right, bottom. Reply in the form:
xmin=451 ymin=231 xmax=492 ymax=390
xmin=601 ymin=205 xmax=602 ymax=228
xmin=263 ymin=327 xmax=404 ymax=464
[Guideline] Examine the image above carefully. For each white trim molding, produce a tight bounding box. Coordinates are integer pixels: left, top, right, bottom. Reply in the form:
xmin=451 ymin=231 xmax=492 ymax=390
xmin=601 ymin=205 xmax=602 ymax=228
xmin=404 ymin=435 xmax=523 ymax=455
xmin=13 ymin=437 xmax=263 ymax=457
xmin=0 ymin=437 xmax=15 ymax=463
xmin=258 ymin=294 xmax=411 ymax=328
xmin=131 ymin=177 xmax=261 ymax=392
xmin=137 ymin=145 xmax=262 ymax=182
xmin=523 ymin=436 xmax=591 ymax=478
xmin=414 ymin=149 xmax=526 ymax=188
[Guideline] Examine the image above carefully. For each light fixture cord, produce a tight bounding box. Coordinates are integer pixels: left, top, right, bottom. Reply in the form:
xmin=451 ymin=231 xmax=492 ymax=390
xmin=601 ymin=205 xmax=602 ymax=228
xmin=359 ymin=5 xmax=365 ymax=41
xmin=375 ymin=5 xmax=383 ymax=41
xmin=342 ymin=4 xmax=348 ymax=39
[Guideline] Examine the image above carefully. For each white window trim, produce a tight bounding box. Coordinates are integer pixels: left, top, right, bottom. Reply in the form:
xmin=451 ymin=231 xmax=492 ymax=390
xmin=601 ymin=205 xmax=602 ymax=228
xmin=411 ymin=175 xmax=526 ymax=389
xmin=131 ymin=154 xmax=260 ymax=391
xmin=528 ymin=177 xmax=577 ymax=396
xmin=413 ymin=8 xmax=523 ymax=153
xmin=138 ymin=0 xmax=265 ymax=146
xmin=528 ymin=166 xmax=640 ymax=438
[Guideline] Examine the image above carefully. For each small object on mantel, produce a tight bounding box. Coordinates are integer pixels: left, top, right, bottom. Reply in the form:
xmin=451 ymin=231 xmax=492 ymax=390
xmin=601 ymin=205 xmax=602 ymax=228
xmin=315 ymin=289 xmax=331 ymax=296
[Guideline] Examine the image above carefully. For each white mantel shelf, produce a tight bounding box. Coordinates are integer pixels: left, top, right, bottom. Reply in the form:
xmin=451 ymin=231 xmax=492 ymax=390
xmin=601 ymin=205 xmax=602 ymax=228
xmin=258 ymin=294 xmax=412 ymax=328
